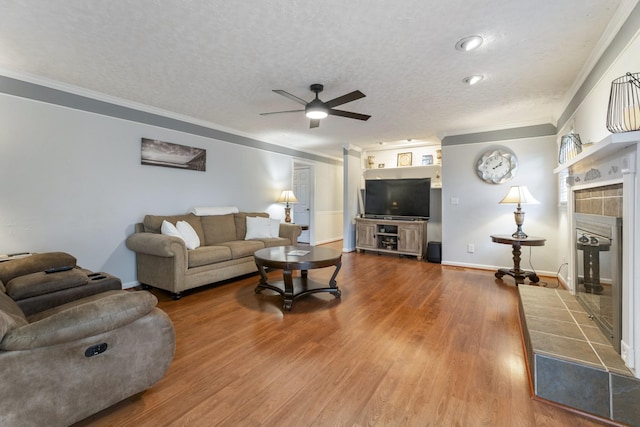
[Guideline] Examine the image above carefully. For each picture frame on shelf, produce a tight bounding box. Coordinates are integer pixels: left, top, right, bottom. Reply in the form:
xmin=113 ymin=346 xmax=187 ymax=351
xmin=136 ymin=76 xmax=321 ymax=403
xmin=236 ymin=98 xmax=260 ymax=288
xmin=421 ymin=155 xmax=433 ymax=165
xmin=397 ymin=152 xmax=412 ymax=167
xmin=378 ymin=163 xmax=385 ymax=168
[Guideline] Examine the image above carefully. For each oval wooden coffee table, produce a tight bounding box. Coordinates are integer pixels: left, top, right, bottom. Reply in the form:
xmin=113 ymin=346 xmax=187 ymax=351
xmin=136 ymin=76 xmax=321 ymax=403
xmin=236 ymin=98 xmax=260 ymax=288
xmin=254 ymin=246 xmax=342 ymax=311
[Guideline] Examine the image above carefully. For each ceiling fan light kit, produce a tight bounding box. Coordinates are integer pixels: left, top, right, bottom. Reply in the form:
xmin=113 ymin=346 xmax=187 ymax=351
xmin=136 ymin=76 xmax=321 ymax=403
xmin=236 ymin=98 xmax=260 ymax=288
xmin=261 ymin=83 xmax=370 ymax=128
xmin=305 ymin=99 xmax=329 ymax=119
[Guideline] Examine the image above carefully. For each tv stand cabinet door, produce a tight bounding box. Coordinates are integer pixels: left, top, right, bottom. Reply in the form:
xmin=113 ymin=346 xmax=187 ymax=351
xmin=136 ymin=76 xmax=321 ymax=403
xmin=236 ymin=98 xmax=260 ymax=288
xmin=356 ymin=220 xmax=377 ymax=250
xmin=397 ymin=223 xmax=425 ymax=258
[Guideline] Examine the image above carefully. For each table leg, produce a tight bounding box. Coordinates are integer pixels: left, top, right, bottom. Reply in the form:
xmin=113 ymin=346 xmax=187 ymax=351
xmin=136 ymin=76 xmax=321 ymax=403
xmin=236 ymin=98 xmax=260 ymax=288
xmin=282 ymin=269 xmax=294 ymax=311
xmin=511 ymin=242 xmax=522 ymax=275
xmin=494 ymin=242 xmax=528 ymax=285
xmin=329 ymin=261 xmax=342 ymax=288
xmin=256 ymin=262 xmax=268 ymax=284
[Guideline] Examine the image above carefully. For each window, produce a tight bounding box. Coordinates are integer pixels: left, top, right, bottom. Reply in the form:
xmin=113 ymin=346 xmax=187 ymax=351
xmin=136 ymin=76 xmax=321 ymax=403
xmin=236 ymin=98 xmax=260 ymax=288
xmin=558 ymin=168 xmax=569 ymax=206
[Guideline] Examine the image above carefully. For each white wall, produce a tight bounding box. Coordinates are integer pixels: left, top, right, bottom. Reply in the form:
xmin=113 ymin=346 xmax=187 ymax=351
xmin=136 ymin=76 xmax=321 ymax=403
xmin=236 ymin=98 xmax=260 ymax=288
xmin=441 ymin=135 xmax=560 ymax=275
xmin=0 ymin=92 xmax=343 ymax=286
xmin=313 ymin=159 xmax=344 ymax=245
xmin=342 ymin=148 xmax=361 ymax=251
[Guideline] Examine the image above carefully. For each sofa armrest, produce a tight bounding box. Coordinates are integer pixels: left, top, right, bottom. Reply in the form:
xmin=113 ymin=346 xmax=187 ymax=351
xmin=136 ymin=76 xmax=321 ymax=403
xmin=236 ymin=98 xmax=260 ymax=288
xmin=279 ymin=223 xmax=302 ymax=244
xmin=126 ymin=232 xmax=187 ymax=258
xmin=0 ymin=290 xmax=158 ymax=350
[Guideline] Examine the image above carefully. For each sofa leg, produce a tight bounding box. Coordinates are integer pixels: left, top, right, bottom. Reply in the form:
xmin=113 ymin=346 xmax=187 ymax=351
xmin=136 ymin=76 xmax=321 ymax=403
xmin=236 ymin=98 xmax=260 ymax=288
xmin=172 ymin=292 xmax=182 ymax=300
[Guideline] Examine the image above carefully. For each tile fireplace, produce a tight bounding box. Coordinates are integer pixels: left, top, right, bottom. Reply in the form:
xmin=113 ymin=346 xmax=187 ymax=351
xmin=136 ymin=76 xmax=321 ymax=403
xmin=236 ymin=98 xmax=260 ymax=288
xmin=556 ymin=130 xmax=640 ymax=376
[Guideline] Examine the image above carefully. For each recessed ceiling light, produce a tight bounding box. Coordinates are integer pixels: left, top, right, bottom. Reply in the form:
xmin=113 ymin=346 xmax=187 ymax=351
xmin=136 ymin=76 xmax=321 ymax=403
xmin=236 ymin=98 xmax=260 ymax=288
xmin=455 ymin=35 xmax=484 ymax=51
xmin=462 ymin=75 xmax=484 ymax=85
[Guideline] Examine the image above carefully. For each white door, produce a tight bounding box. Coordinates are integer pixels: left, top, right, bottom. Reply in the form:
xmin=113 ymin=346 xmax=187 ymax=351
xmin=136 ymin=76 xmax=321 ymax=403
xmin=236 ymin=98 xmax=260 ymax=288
xmin=293 ymin=166 xmax=311 ymax=243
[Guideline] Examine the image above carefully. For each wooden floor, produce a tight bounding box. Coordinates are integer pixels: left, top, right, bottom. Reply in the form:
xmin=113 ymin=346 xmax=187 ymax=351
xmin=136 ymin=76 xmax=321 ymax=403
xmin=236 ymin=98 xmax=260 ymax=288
xmin=77 ymin=242 xmax=609 ymax=427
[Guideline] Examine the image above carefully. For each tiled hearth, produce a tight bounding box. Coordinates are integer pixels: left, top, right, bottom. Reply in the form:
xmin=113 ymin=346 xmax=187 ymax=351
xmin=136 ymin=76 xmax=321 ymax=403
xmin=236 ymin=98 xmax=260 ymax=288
xmin=518 ymin=286 xmax=640 ymax=426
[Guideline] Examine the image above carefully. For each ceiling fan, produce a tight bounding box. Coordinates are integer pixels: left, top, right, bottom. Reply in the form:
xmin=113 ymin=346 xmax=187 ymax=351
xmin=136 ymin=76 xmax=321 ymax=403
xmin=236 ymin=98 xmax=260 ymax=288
xmin=260 ymin=84 xmax=371 ymax=128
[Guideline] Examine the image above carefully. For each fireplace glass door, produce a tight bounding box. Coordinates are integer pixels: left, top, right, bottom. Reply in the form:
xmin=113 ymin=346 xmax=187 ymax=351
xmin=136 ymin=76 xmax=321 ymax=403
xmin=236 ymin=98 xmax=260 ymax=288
xmin=574 ymin=213 xmax=622 ymax=353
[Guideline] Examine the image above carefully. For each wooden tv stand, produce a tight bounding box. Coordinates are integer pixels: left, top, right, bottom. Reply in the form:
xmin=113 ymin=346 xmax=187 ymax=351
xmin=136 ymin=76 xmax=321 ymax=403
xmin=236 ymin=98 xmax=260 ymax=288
xmin=355 ymin=217 xmax=428 ymax=260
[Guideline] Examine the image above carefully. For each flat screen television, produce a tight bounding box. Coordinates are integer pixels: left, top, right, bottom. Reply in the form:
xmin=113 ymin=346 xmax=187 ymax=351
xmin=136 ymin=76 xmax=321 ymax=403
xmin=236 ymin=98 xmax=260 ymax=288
xmin=364 ymin=178 xmax=430 ymax=220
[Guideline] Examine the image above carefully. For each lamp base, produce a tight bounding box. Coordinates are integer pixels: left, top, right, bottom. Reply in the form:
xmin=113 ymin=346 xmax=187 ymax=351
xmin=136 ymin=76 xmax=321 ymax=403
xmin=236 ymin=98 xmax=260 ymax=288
xmin=284 ymin=207 xmax=292 ymax=223
xmin=512 ymin=208 xmax=527 ymax=239
xmin=512 ymin=229 xmax=528 ymax=239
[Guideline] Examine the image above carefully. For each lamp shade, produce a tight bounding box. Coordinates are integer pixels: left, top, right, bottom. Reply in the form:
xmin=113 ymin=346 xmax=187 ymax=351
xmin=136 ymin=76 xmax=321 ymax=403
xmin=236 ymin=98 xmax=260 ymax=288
xmin=499 ymin=186 xmax=540 ymax=205
xmin=277 ymin=190 xmax=298 ymax=204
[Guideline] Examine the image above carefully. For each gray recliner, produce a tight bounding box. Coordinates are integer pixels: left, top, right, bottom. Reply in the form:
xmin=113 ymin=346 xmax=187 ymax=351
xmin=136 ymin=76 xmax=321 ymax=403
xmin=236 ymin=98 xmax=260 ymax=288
xmin=0 ymin=270 xmax=175 ymax=426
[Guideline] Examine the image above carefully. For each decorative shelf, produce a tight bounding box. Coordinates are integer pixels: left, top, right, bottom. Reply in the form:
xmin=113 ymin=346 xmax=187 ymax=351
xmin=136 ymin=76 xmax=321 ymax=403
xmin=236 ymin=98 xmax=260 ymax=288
xmin=553 ymin=131 xmax=640 ymax=174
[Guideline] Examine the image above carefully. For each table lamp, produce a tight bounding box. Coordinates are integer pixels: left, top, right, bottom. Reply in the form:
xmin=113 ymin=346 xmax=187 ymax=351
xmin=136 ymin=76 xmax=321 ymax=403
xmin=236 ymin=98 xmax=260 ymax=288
xmin=277 ymin=190 xmax=298 ymax=223
xmin=499 ymin=185 xmax=540 ymax=239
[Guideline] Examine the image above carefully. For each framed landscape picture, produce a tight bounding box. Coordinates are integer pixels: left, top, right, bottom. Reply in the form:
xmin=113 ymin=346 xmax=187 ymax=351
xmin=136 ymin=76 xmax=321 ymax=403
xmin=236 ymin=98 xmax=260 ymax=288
xmin=141 ymin=138 xmax=206 ymax=172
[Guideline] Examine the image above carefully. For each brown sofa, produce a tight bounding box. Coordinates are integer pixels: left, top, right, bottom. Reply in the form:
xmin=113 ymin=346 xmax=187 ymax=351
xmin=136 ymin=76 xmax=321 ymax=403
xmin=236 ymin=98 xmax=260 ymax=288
xmin=0 ymin=252 xmax=122 ymax=316
xmin=126 ymin=212 xmax=301 ymax=299
xmin=0 ymin=257 xmax=175 ymax=426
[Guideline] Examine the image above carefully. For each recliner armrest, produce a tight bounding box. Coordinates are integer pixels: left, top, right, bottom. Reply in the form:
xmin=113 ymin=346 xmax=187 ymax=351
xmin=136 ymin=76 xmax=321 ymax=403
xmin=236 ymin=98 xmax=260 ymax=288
xmin=0 ymin=290 xmax=158 ymax=351
xmin=6 ymin=268 xmax=88 ymax=301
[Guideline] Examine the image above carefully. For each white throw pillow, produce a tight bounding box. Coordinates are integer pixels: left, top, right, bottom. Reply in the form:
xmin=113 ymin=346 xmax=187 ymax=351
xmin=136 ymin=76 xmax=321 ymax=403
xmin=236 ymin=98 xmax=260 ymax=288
xmin=176 ymin=221 xmax=201 ymax=250
xmin=245 ymin=216 xmax=272 ymax=239
xmin=269 ymin=218 xmax=281 ymax=238
xmin=189 ymin=206 xmax=239 ymax=216
xmin=161 ymin=220 xmax=184 ymax=243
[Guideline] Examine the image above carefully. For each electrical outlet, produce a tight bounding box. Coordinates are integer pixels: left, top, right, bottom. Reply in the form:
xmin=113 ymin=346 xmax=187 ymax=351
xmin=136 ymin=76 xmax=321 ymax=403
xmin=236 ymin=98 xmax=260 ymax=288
xmin=450 ymin=197 xmax=459 ymax=205
xmin=467 ymin=243 xmax=475 ymax=253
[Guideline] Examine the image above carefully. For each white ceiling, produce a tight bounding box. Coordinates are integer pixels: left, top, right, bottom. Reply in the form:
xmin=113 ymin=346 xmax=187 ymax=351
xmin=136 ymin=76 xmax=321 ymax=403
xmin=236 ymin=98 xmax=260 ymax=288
xmin=0 ymin=0 xmax=634 ymax=158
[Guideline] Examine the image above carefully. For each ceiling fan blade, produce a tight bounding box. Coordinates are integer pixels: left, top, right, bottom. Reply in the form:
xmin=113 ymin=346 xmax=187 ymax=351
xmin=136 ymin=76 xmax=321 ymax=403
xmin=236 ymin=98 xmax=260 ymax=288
xmin=273 ymin=90 xmax=308 ymax=106
xmin=260 ymin=109 xmax=304 ymax=116
xmin=324 ymin=90 xmax=365 ymax=108
xmin=310 ymin=119 xmax=320 ymax=128
xmin=328 ymin=109 xmax=371 ymax=121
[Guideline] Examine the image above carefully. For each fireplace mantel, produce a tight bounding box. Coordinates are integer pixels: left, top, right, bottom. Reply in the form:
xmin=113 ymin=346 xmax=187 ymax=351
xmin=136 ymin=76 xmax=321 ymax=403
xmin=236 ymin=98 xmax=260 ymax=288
xmin=553 ymin=130 xmax=640 ymax=174
xmin=558 ymin=131 xmax=640 ymax=378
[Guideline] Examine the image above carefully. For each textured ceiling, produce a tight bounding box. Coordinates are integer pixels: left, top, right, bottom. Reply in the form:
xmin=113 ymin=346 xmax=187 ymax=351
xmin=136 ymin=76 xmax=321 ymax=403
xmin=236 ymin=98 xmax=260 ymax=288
xmin=0 ymin=0 xmax=630 ymax=158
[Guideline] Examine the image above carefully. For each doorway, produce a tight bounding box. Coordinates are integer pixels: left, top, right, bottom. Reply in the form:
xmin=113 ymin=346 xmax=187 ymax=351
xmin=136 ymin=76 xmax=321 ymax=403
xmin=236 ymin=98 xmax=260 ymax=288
xmin=293 ymin=164 xmax=313 ymax=244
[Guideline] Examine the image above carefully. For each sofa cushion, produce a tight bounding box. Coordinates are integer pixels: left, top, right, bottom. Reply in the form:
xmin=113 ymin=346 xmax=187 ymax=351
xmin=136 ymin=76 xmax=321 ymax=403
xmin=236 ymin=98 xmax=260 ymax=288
xmin=6 ymin=269 xmax=89 ymax=301
xmin=254 ymin=237 xmax=291 ymax=248
xmin=245 ymin=217 xmax=283 ymax=239
xmin=187 ymin=246 xmax=232 ymax=268
xmin=234 ymin=212 xmax=269 ymax=240
xmin=245 ymin=216 xmax=272 ymax=239
xmin=0 ymin=252 xmax=77 ymax=285
xmin=161 ymin=220 xmax=184 ymax=240
xmin=143 ymin=213 xmax=205 ymax=243
xmin=0 ymin=291 xmax=28 ymax=340
xmin=218 ymin=240 xmax=265 ymax=259
xmin=201 ymin=214 xmax=237 ymax=245
xmin=177 ymin=221 xmax=201 ymax=250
